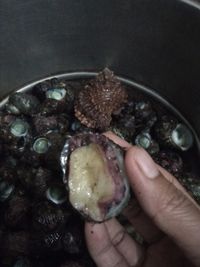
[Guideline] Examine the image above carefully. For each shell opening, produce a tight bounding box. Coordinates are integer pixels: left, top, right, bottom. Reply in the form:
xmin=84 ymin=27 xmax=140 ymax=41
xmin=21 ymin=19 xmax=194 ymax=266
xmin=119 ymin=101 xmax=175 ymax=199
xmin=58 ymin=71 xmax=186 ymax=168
xmin=6 ymin=104 xmax=20 ymax=115
xmin=135 ymin=132 xmax=151 ymax=149
xmin=33 ymin=138 xmax=50 ymax=154
xmin=171 ymin=123 xmax=193 ymax=151
xmin=46 ymin=185 xmax=67 ymax=204
xmin=0 ymin=180 xmax=14 ymax=202
xmin=46 ymin=88 xmax=66 ymax=100
xmin=10 ymin=119 xmax=28 ymax=137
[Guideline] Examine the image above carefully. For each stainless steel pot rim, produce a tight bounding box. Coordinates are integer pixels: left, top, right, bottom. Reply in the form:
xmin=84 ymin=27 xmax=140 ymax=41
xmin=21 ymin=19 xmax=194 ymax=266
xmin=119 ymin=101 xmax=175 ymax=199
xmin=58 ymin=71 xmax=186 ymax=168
xmin=180 ymin=0 xmax=200 ymax=11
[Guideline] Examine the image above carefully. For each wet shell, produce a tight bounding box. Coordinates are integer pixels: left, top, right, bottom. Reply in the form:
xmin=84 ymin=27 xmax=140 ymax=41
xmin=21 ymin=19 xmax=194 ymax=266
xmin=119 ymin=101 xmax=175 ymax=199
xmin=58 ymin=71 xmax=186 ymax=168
xmin=62 ymin=223 xmax=83 ymax=254
xmin=152 ymin=150 xmax=183 ymax=177
xmin=135 ymin=101 xmax=153 ymax=120
xmin=46 ymin=184 xmax=67 ymax=205
xmin=0 ymin=116 xmax=32 ymax=157
xmin=61 ymin=133 xmax=130 ymax=222
xmin=33 ymin=114 xmax=69 ymax=136
xmin=20 ymin=137 xmax=50 ymax=167
xmin=1 ymin=231 xmax=30 ymax=257
xmin=154 ymin=116 xmax=194 ymax=151
xmin=135 ymin=130 xmax=160 ymax=155
xmin=21 ymin=132 xmax=65 ymax=169
xmin=108 ymin=125 xmax=133 ymax=143
xmin=75 ymin=68 xmax=128 ymax=129
xmin=39 ymin=82 xmax=75 ymax=116
xmin=0 ymin=68 xmax=199 ymax=267
xmin=0 ymin=178 xmax=15 ymax=202
xmin=111 ymin=102 xmax=136 ymax=141
xmin=70 ymin=119 xmax=94 ymax=135
xmin=17 ymin=167 xmax=53 ymax=197
xmin=32 ymin=201 xmax=70 ymax=232
xmin=0 ymin=156 xmax=17 ymax=183
xmin=44 ymin=131 xmax=66 ymax=170
xmin=178 ymin=173 xmax=200 ymax=204
xmin=13 ymin=258 xmax=33 ymax=267
xmin=7 ymin=93 xmax=40 ymax=115
xmin=4 ymin=195 xmax=30 ymax=229
xmin=41 ymin=231 xmax=63 ymax=251
xmin=32 ymin=78 xmax=56 ymax=101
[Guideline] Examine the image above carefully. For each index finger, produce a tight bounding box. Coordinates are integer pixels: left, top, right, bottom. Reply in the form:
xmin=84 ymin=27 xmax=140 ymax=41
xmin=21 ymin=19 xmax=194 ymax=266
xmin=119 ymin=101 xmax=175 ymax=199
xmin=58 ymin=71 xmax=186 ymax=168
xmin=103 ymin=131 xmax=132 ymax=149
xmin=104 ymin=132 xmax=162 ymax=243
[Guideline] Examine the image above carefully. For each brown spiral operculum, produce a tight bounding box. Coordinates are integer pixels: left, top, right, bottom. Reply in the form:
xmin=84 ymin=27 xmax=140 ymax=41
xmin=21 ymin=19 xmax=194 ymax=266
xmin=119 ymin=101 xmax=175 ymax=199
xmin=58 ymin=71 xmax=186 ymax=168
xmin=75 ymin=68 xmax=128 ymax=129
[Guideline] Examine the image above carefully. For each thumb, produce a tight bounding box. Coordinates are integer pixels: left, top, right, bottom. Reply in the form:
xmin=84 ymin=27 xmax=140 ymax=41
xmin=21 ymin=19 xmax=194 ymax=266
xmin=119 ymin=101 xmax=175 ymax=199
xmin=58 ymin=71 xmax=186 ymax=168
xmin=125 ymin=147 xmax=200 ymax=266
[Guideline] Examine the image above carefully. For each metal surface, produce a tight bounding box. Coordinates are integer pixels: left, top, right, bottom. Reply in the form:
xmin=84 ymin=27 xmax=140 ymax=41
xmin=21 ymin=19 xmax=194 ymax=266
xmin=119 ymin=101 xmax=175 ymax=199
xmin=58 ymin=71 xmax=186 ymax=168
xmin=0 ymin=0 xmax=200 ymax=134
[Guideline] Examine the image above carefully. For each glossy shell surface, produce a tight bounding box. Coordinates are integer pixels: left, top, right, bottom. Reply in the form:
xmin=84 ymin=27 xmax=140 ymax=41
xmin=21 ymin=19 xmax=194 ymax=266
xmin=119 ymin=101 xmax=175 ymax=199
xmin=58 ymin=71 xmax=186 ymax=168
xmin=61 ymin=133 xmax=130 ymax=222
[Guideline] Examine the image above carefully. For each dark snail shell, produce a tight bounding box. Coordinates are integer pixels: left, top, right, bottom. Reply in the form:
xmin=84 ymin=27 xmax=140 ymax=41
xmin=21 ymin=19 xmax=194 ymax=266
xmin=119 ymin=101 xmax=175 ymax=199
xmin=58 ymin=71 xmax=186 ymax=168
xmin=154 ymin=116 xmax=193 ymax=151
xmin=0 ymin=68 xmax=199 ymax=267
xmin=61 ymin=133 xmax=130 ymax=222
xmin=117 ymin=114 xmax=136 ymax=134
xmin=113 ymin=100 xmax=135 ymax=117
xmin=32 ymin=201 xmax=70 ymax=233
xmin=44 ymin=131 xmax=66 ymax=170
xmin=0 ymin=139 xmax=3 ymax=156
xmin=0 ymin=158 xmax=18 ymax=202
xmin=108 ymin=125 xmax=133 ymax=143
xmin=0 ymin=113 xmax=16 ymax=125
xmin=4 ymin=195 xmax=30 ymax=229
xmin=17 ymin=167 xmax=53 ymax=197
xmin=33 ymin=114 xmax=69 ymax=135
xmin=0 ymin=156 xmax=18 ymax=184
xmin=20 ymin=137 xmax=50 ymax=167
xmin=7 ymin=93 xmax=40 ymax=115
xmin=112 ymin=101 xmax=135 ymax=135
xmin=135 ymin=130 xmax=160 ymax=155
xmin=62 ymin=223 xmax=83 ymax=254
xmin=39 ymin=83 xmax=75 ymax=116
xmin=33 ymin=220 xmax=84 ymax=254
xmin=21 ymin=132 xmax=65 ymax=168
xmin=178 ymin=173 xmax=200 ymax=204
xmin=0 ymin=117 xmax=32 ymax=156
xmin=46 ymin=184 xmax=67 ymax=205
xmin=134 ymin=101 xmax=157 ymax=130
xmin=32 ymin=137 xmax=50 ymax=155
xmin=1 ymin=231 xmax=31 ymax=257
xmin=0 ymin=116 xmax=30 ymax=141
xmin=152 ymin=150 xmax=183 ymax=177
xmin=32 ymin=78 xmax=55 ymax=101
xmin=12 ymin=258 xmax=33 ymax=267
xmin=75 ymin=68 xmax=128 ymax=129
xmin=39 ymin=98 xmax=64 ymax=116
xmin=135 ymin=101 xmax=153 ymax=120
xmin=32 ymin=167 xmax=53 ymax=197
xmin=32 ymin=219 xmax=84 ymax=254
xmin=70 ymin=119 xmax=94 ymax=135
xmin=41 ymin=231 xmax=63 ymax=251
xmin=0 ymin=178 xmax=15 ymax=202
xmin=112 ymin=100 xmax=157 ymax=139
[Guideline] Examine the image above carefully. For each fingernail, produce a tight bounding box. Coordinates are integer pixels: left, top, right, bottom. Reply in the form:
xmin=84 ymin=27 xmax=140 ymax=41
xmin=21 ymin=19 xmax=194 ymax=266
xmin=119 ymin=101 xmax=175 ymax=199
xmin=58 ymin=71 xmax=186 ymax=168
xmin=135 ymin=148 xmax=159 ymax=179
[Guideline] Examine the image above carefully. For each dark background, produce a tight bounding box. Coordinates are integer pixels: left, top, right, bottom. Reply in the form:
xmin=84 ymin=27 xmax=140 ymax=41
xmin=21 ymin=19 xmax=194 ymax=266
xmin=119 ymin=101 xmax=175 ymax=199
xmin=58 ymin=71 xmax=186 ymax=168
xmin=0 ymin=0 xmax=200 ymax=134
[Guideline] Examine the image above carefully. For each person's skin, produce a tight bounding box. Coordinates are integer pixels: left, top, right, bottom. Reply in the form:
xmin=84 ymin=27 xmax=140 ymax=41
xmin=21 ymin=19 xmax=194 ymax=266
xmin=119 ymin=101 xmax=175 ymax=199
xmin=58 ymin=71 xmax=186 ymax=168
xmin=85 ymin=132 xmax=200 ymax=267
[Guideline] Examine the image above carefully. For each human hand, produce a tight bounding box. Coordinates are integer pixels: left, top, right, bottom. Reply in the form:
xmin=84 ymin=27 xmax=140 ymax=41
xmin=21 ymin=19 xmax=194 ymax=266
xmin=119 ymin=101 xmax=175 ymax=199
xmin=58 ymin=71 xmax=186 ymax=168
xmin=85 ymin=133 xmax=200 ymax=267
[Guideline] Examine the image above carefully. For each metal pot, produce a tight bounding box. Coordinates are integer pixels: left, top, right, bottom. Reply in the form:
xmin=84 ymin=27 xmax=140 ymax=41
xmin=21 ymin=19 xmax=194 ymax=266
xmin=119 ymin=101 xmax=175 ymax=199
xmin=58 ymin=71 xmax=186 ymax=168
xmin=0 ymin=0 xmax=200 ymax=136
